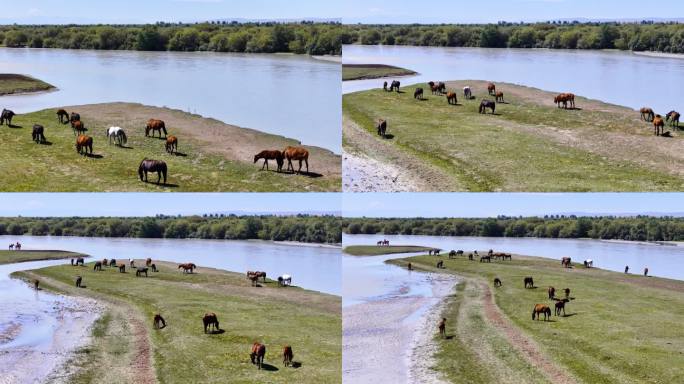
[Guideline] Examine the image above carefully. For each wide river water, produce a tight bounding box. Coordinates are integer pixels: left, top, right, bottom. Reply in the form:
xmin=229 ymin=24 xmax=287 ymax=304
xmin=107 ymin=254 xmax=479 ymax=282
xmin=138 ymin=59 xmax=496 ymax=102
xmin=343 ymin=45 xmax=684 ymax=114
xmin=0 ymin=48 xmax=341 ymax=152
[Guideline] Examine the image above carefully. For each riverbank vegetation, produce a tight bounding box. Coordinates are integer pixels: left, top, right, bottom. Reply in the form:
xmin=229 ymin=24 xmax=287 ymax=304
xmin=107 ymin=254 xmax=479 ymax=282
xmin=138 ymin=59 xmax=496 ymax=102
xmin=0 ymin=215 xmax=341 ymax=244
xmin=342 ymin=64 xmax=416 ymax=81
xmin=343 ymin=216 xmax=684 ymax=241
xmin=14 ymin=261 xmax=341 ymax=383
xmin=0 ymin=250 xmax=85 ymax=265
xmin=346 ymin=22 xmax=684 ymax=53
xmin=0 ymin=74 xmax=54 ymax=95
xmin=389 ymin=252 xmax=684 ymax=383
xmin=0 ymin=22 xmax=345 ymax=55
xmin=343 ymin=245 xmax=432 ymax=256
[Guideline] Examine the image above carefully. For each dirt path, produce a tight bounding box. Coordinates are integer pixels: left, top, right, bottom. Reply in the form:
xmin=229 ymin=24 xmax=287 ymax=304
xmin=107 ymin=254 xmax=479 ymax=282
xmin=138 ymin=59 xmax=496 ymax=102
xmin=343 ymin=115 xmax=458 ymax=191
xmin=479 ymin=281 xmax=576 ymax=384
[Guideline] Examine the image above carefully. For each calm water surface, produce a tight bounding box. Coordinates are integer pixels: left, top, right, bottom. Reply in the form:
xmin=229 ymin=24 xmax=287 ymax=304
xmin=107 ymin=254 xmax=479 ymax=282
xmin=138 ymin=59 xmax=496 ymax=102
xmin=0 ymin=48 xmax=341 ymax=152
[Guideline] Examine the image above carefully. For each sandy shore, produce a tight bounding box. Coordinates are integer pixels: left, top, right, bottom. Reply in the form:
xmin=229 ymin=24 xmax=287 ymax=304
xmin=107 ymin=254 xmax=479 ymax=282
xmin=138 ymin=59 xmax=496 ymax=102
xmin=343 ymin=150 xmax=420 ymax=192
xmin=343 ymin=273 xmax=457 ymax=383
xmin=0 ymin=296 xmax=103 ymax=384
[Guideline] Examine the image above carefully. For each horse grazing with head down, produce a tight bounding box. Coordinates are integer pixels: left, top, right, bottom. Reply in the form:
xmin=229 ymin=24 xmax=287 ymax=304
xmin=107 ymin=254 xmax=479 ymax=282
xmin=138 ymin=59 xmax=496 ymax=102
xmin=32 ymin=124 xmax=46 ymax=144
xmin=532 ymin=304 xmax=551 ymax=321
xmin=282 ymin=345 xmax=293 ymax=367
xmin=56 ymin=109 xmax=69 ymax=124
xmin=178 ymin=263 xmax=196 ymax=274
xmin=383 ymin=81 xmax=388 ymax=91
xmin=203 ymin=312 xmax=219 ymax=333
xmin=138 ymin=159 xmax=167 ymax=184
xmin=105 ymin=126 xmax=127 ymax=146
xmin=1 ymin=109 xmax=15 ymax=126
xmin=76 ymin=135 xmax=93 ymax=155
xmin=72 ymin=120 xmax=87 ymax=136
xmin=653 ymin=115 xmax=665 ymax=136
xmin=666 ymin=110 xmax=680 ymax=128
xmin=446 ymin=91 xmax=458 ymax=105
xmin=494 ymin=277 xmax=502 ymax=287
xmin=166 ymin=135 xmax=178 ymax=154
xmin=145 ymin=119 xmax=167 ymax=138
xmin=463 ymin=86 xmax=473 ymax=99
xmin=561 ymin=257 xmax=571 ymax=268
xmin=136 ymin=267 xmax=149 ymax=277
xmin=376 ymin=119 xmax=387 ymax=137
xmin=554 ymin=298 xmax=568 ymax=316
xmin=640 ymin=107 xmax=655 ymax=122
xmin=251 ymin=342 xmax=266 ymax=369
xmin=93 ymin=261 xmax=102 ymax=271
xmin=153 ymin=314 xmax=166 ymax=329
xmin=390 ymin=80 xmax=400 ymax=92
xmin=479 ymin=100 xmax=496 ymax=114
xmin=254 ymin=150 xmax=284 ymax=172
xmin=283 ymin=146 xmax=309 ymax=174
xmin=118 ymin=264 xmax=126 ymax=273
xmin=414 ymin=87 xmax=424 ymax=100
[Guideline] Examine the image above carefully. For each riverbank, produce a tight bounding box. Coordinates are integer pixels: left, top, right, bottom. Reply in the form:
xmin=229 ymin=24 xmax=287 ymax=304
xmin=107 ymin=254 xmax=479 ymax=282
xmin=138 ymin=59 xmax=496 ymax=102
xmin=13 ymin=260 xmax=341 ymax=383
xmin=342 ymin=64 xmax=417 ymax=81
xmin=388 ymin=252 xmax=684 ymax=383
xmin=343 ymin=245 xmax=433 ymax=256
xmin=0 ymin=102 xmax=341 ymax=191
xmin=0 ymin=250 xmax=86 ymax=265
xmin=632 ymin=51 xmax=684 ymax=60
xmin=343 ymin=80 xmax=684 ymax=191
xmin=0 ymin=74 xmax=54 ymax=95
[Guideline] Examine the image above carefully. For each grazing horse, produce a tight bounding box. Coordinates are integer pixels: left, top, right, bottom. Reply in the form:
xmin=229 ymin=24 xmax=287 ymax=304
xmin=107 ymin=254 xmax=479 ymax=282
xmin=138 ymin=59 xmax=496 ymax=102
xmin=283 ymin=146 xmax=309 ymax=174
xmin=463 ymin=86 xmax=473 ymax=99
xmin=249 ymin=274 xmax=260 ymax=286
xmin=118 ymin=264 xmax=126 ymax=273
xmin=102 ymin=258 xmax=108 ymax=267
xmin=494 ymin=277 xmax=502 ymax=287
xmin=382 ymin=239 xmax=389 ymax=246
xmin=93 ymin=261 xmax=102 ymax=271
xmin=203 ymin=313 xmax=220 ymax=333
xmin=278 ymin=274 xmax=292 ymax=286
xmin=414 ymin=87 xmax=424 ymax=100
xmin=165 ymin=135 xmax=178 ymax=154
xmin=254 ymin=150 xmax=284 ymax=172
xmin=548 ymin=286 xmax=555 ymax=299
xmin=666 ymin=110 xmax=680 ymax=128
xmin=251 ymin=343 xmax=266 ymax=369
xmin=109 ymin=258 xmax=117 ymax=267
xmin=532 ymin=304 xmax=551 ymax=321
xmin=584 ymin=259 xmax=593 ymax=268
xmin=446 ymin=91 xmax=458 ymax=105
xmin=479 ymin=255 xmax=491 ymax=263
xmin=138 ymin=159 xmax=167 ymax=184
xmin=495 ymin=91 xmax=504 ymax=103
xmin=561 ymin=257 xmax=571 ymax=268
xmin=76 ymin=257 xmax=85 ymax=266
xmin=136 ymin=267 xmax=149 ymax=277
xmin=524 ymin=277 xmax=534 ymax=288
xmin=33 ymin=279 xmax=39 ymax=290
xmin=145 ymin=119 xmax=167 ymax=138
xmin=555 ymin=299 xmax=568 ymax=316
xmin=436 ymin=260 xmax=444 ymax=268
xmin=150 ymin=264 xmax=158 ymax=272
xmin=72 ymin=120 xmax=87 ymax=136
xmin=32 ymin=124 xmax=46 ymax=143
xmin=1 ymin=108 xmax=15 ymax=125
xmin=178 ymin=263 xmax=196 ymax=274
xmin=554 ymin=93 xmax=575 ymax=109
xmin=76 ymin=135 xmax=93 ymax=155
xmin=640 ymin=107 xmax=655 ymax=122
xmin=282 ymin=345 xmax=293 ymax=367
xmin=247 ymin=271 xmax=267 ymax=282
xmin=376 ymin=119 xmax=387 ymax=137
xmin=563 ymin=288 xmax=570 ymax=299
xmin=438 ymin=317 xmax=446 ymax=337
xmin=57 ymin=109 xmax=69 ymax=124
xmin=429 ymin=81 xmax=440 ymax=95
xmin=153 ymin=314 xmax=166 ymax=329
xmin=106 ymin=127 xmax=127 ymax=146
xmin=479 ymin=100 xmax=496 ymax=114
xmin=383 ymin=81 xmax=388 ymax=91
xmin=75 ymin=275 xmax=82 ymax=288
xmin=653 ymin=115 xmax=665 ymax=136
xmin=390 ymin=80 xmax=401 ymax=92
xmin=487 ymin=83 xmax=496 ymax=96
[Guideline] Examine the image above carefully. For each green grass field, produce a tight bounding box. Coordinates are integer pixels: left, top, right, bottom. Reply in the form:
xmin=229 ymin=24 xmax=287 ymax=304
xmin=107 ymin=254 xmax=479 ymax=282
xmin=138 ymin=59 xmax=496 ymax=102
xmin=343 ymin=80 xmax=684 ymax=191
xmin=389 ymin=253 xmax=684 ymax=383
xmin=343 ymin=245 xmax=433 ymax=256
xmin=14 ymin=260 xmax=341 ymax=384
xmin=0 ymin=74 xmax=54 ymax=95
xmin=0 ymin=250 xmax=85 ymax=265
xmin=0 ymin=104 xmax=340 ymax=191
xmin=342 ymin=64 xmax=417 ymax=81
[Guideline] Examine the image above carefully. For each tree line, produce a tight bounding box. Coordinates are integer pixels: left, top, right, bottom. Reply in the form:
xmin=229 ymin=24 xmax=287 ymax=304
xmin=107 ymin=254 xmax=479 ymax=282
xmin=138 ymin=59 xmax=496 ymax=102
xmin=346 ymin=22 xmax=684 ymax=53
xmin=0 ymin=215 xmax=341 ymax=244
xmin=0 ymin=22 xmax=346 ymax=55
xmin=342 ymin=216 xmax=684 ymax=242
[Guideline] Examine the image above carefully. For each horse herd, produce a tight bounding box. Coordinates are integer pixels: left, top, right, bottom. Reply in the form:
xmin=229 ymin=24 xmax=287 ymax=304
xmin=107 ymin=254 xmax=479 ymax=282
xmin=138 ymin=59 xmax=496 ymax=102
xmin=253 ymin=146 xmax=311 ymax=175
xmin=639 ymin=107 xmax=680 ymax=136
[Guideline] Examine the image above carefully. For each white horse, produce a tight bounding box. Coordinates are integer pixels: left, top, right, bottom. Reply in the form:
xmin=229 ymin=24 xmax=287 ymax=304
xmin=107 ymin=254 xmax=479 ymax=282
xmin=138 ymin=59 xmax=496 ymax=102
xmin=278 ymin=274 xmax=292 ymax=286
xmin=106 ymin=126 xmax=127 ymax=146
xmin=463 ymin=86 xmax=472 ymax=99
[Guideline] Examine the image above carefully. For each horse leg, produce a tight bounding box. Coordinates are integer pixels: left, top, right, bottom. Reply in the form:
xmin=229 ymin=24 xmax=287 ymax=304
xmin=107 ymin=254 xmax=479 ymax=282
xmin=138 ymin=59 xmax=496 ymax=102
xmin=305 ymin=158 xmax=309 ymax=173
xmin=157 ymin=171 xmax=161 ymax=184
xmin=297 ymin=159 xmax=302 ymax=174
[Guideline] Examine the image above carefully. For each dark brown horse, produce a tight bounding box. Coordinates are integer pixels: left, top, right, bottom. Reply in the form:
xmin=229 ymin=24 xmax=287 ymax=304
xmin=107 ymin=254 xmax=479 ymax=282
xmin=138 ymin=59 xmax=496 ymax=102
xmin=561 ymin=257 xmax=571 ymax=268
xmin=203 ymin=312 xmax=219 ymax=333
xmin=666 ymin=110 xmax=680 ymax=128
xmin=72 ymin=120 xmax=87 ymax=136
xmin=247 ymin=271 xmax=267 ymax=282
xmin=70 ymin=112 xmax=80 ymax=125
xmin=283 ymin=146 xmax=309 ymax=174
xmin=494 ymin=277 xmax=502 ymax=287
xmin=480 ymin=255 xmax=491 ymax=263
xmin=524 ymin=276 xmax=534 ymax=288
xmin=548 ymin=286 xmax=555 ymax=299
xmin=640 ymin=107 xmax=655 ymax=121
xmin=138 ymin=159 xmax=167 ymax=184
xmin=479 ymin=100 xmax=495 ymax=114
xmin=153 ymin=314 xmax=166 ymax=329
xmin=487 ymin=82 xmax=496 ymax=95
xmin=109 ymin=258 xmax=117 ymax=267
xmin=446 ymin=91 xmax=458 ymax=105
xmin=532 ymin=304 xmax=551 ymax=321
xmin=254 ymin=150 xmax=284 ymax=172
xmin=146 ymin=258 xmax=152 ymax=267
xmin=554 ymin=299 xmax=568 ymax=316
xmin=165 ymin=135 xmax=178 ymax=153
xmin=32 ymin=124 xmax=46 ymax=143
xmin=376 ymin=119 xmax=387 ymax=137
xmin=1 ymin=109 xmax=15 ymax=125
xmin=118 ymin=264 xmax=126 ymax=273
xmin=282 ymin=345 xmax=293 ymax=367
xmin=93 ymin=261 xmax=102 ymax=271
xmin=57 ymin=109 xmax=69 ymax=124
xmin=251 ymin=342 xmax=266 ymax=369
xmin=136 ymin=267 xmax=149 ymax=277
xmin=390 ymin=80 xmax=400 ymax=92
xmin=438 ymin=317 xmax=446 ymax=337
xmin=75 ymin=275 xmax=82 ymax=288
xmin=76 ymin=257 xmax=84 ymax=266
xmin=653 ymin=115 xmax=665 ymax=136
xmin=76 ymin=135 xmax=93 ymax=155
xmin=178 ymin=263 xmax=196 ymax=274
xmin=414 ymin=87 xmax=424 ymax=100
xmin=145 ymin=119 xmax=167 ymax=138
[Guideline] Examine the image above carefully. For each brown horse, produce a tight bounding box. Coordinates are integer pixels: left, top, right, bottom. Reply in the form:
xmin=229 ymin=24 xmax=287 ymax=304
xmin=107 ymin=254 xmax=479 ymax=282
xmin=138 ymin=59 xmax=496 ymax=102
xmin=414 ymin=87 xmax=424 ymax=100
xmin=136 ymin=267 xmax=149 ymax=277
xmin=376 ymin=119 xmax=387 ymax=137
xmin=146 ymin=258 xmax=152 ymax=267
xmin=438 ymin=317 xmax=446 ymax=337
xmin=153 ymin=314 xmax=166 ymax=329
xmin=32 ymin=124 xmax=46 ymax=144
xmin=383 ymin=81 xmax=388 ymax=91
xmin=178 ymin=263 xmax=196 ymax=274
xmin=283 ymin=146 xmax=309 ymax=174
xmin=254 ymin=150 xmax=284 ymax=172
xmin=102 ymin=258 xmax=108 ymax=267
xmin=640 ymin=107 xmax=655 ymax=121
xmin=429 ymin=82 xmax=440 ymax=95
xmin=282 ymin=345 xmax=293 ymax=367
xmin=446 ymin=91 xmax=458 ymax=105
xmin=494 ymin=91 xmax=504 ymax=103
xmin=480 ymin=255 xmax=491 ymax=263
xmin=548 ymin=286 xmax=555 ymax=299
xmin=247 ymin=271 xmax=267 ymax=282
xmin=145 ymin=119 xmax=167 ymax=138
xmin=666 ymin=110 xmax=680 ymax=128
xmin=563 ymin=287 xmax=570 ymax=298
xmin=251 ymin=342 xmax=266 ymax=369
xmin=479 ymin=100 xmax=496 ymax=114
xmin=532 ymin=304 xmax=551 ymax=321
xmin=487 ymin=82 xmax=496 ymax=95
xmin=203 ymin=312 xmax=219 ymax=333
xmin=524 ymin=276 xmax=534 ymax=288
xmin=72 ymin=120 xmax=87 ymax=136
xmin=93 ymin=261 xmax=102 ymax=271
xmin=165 ymin=135 xmax=178 ymax=153
xmin=138 ymin=159 xmax=167 ymax=184
xmin=56 ymin=109 xmax=69 ymax=124
xmin=70 ymin=112 xmax=80 ymax=125
xmin=653 ymin=115 xmax=665 ymax=136
xmin=561 ymin=257 xmax=571 ymax=268
xmin=76 ymin=135 xmax=93 ymax=155
xmin=249 ymin=274 xmax=260 ymax=286
xmin=118 ymin=264 xmax=126 ymax=273
xmin=494 ymin=277 xmax=502 ymax=287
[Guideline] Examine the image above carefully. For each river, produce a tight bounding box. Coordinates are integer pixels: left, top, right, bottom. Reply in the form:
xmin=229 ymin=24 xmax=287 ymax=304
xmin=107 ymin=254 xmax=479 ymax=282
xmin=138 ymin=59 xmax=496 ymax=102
xmin=342 ymin=45 xmax=684 ymax=115
xmin=0 ymin=48 xmax=341 ymax=152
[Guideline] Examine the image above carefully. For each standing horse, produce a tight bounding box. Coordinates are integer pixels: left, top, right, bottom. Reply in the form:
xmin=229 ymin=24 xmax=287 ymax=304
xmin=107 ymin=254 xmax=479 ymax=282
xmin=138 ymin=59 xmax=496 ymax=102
xmin=283 ymin=146 xmax=309 ymax=174
xmin=203 ymin=313 xmax=220 ymax=333
xmin=390 ymin=80 xmax=400 ymax=92
xmin=93 ymin=261 xmax=102 ymax=271
xmin=1 ymin=109 xmax=15 ymax=125
xmin=653 ymin=115 xmax=665 ymax=136
xmin=376 ymin=119 xmax=387 ymax=137
xmin=153 ymin=314 xmax=166 ymax=329
xmin=666 ymin=110 xmax=680 ymax=128
xmin=106 ymin=127 xmax=127 ymax=146
xmin=414 ymin=87 xmax=424 ymax=100
xmin=532 ymin=304 xmax=551 ymax=321
xmin=254 ymin=150 xmax=284 ymax=172
xmin=136 ymin=267 xmax=149 ymax=277
xmin=251 ymin=343 xmax=266 ymax=369
xmin=555 ymin=299 xmax=568 ymax=316
xmin=178 ymin=263 xmax=196 ymax=274
xmin=76 ymin=257 xmax=84 ymax=266
xmin=494 ymin=278 xmax=502 ymax=287
xmin=438 ymin=317 xmax=446 ymax=337
xmin=32 ymin=124 xmax=46 ymax=143
xmin=463 ymin=86 xmax=472 ymax=99
xmin=278 ymin=275 xmax=292 ymax=286
xmin=548 ymin=286 xmax=555 ymax=299
xmin=282 ymin=345 xmax=293 ymax=367
xmin=524 ymin=277 xmax=534 ymax=288
xmin=57 ymin=109 xmax=69 ymax=124
xmin=383 ymin=81 xmax=388 ymax=91
xmin=495 ymin=91 xmax=505 ymax=103
xmin=138 ymin=159 xmax=167 ymax=184
xmin=487 ymin=83 xmax=496 ymax=96
xmin=561 ymin=257 xmax=571 ymax=268
xmin=72 ymin=120 xmax=87 ymax=136
xmin=166 ymin=135 xmax=178 ymax=154
xmin=640 ymin=107 xmax=655 ymax=122
xmin=446 ymin=91 xmax=458 ymax=105
xmin=70 ymin=112 xmax=80 ymax=125
xmin=76 ymin=135 xmax=93 ymax=155
xmin=479 ymin=100 xmax=496 ymax=114
xmin=145 ymin=119 xmax=167 ymax=138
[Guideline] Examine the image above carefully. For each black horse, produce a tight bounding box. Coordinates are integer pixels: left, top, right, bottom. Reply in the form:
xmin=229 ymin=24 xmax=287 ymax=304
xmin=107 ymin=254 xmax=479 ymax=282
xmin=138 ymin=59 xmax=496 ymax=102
xmin=1 ymin=109 xmax=15 ymax=126
xmin=138 ymin=159 xmax=167 ymax=184
xmin=414 ymin=88 xmax=424 ymax=100
xmin=479 ymin=100 xmax=496 ymax=114
xmin=70 ymin=112 xmax=80 ymax=124
xmin=390 ymin=80 xmax=401 ymax=92
xmin=32 ymin=124 xmax=46 ymax=143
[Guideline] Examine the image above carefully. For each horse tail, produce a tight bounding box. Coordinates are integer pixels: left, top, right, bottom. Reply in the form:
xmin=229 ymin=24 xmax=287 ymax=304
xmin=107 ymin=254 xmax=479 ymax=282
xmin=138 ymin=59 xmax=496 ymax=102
xmin=162 ymin=163 xmax=167 ymax=184
xmin=138 ymin=159 xmax=145 ymax=180
xmin=162 ymin=124 xmax=167 ymax=136
xmin=532 ymin=308 xmax=536 ymax=320
xmin=121 ymin=130 xmax=127 ymax=145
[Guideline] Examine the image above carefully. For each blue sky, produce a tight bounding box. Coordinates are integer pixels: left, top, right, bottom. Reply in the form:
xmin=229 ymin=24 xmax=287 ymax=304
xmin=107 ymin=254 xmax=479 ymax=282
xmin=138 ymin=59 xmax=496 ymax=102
xmin=343 ymin=193 xmax=684 ymax=218
xmin=0 ymin=193 xmax=340 ymax=217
